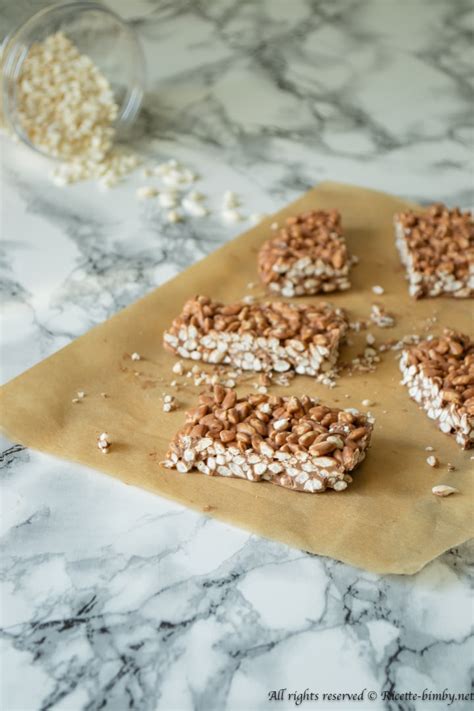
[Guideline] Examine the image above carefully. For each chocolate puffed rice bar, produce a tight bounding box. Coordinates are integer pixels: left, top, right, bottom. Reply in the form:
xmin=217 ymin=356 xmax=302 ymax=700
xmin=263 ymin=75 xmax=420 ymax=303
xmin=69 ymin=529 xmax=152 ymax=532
xmin=257 ymin=209 xmax=352 ymax=297
xmin=394 ymin=203 xmax=474 ymax=299
xmin=400 ymin=329 xmax=474 ymax=449
xmin=163 ymin=296 xmax=348 ymax=376
xmin=162 ymin=387 xmax=373 ymax=493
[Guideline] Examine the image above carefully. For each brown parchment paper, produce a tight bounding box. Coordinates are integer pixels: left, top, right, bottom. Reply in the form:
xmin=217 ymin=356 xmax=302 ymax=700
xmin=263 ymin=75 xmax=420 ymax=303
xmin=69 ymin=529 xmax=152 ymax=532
xmin=1 ymin=182 xmax=472 ymax=575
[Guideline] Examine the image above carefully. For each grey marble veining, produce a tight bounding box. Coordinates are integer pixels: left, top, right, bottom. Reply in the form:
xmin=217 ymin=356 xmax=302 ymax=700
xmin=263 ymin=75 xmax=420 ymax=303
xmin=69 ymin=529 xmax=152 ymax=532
xmin=1 ymin=1 xmax=473 ymax=710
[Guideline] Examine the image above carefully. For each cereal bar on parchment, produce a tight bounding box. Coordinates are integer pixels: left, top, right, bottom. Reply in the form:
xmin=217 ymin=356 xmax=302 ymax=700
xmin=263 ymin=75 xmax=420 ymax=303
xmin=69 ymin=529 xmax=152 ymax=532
xmin=162 ymin=388 xmax=373 ymax=493
xmin=257 ymin=209 xmax=352 ymax=297
xmin=163 ymin=296 xmax=348 ymax=377
xmin=400 ymin=329 xmax=474 ymax=449
xmin=394 ymin=204 xmax=474 ymax=299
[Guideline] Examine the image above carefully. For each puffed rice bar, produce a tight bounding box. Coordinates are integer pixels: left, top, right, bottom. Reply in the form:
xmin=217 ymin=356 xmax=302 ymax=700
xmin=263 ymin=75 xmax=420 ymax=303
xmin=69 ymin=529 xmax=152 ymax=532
xmin=162 ymin=387 xmax=373 ymax=493
xmin=163 ymin=295 xmax=348 ymax=376
xmin=257 ymin=209 xmax=352 ymax=297
xmin=394 ymin=203 xmax=474 ymax=299
xmin=400 ymin=329 xmax=474 ymax=449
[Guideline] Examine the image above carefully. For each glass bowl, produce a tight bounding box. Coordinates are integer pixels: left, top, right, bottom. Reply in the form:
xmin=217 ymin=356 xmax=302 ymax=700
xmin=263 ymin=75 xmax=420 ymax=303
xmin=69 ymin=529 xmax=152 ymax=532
xmin=1 ymin=1 xmax=145 ymax=159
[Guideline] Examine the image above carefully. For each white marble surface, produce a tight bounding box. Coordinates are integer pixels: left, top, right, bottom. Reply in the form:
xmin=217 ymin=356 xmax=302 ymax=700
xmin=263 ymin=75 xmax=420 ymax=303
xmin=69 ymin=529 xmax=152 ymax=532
xmin=1 ymin=1 xmax=473 ymax=710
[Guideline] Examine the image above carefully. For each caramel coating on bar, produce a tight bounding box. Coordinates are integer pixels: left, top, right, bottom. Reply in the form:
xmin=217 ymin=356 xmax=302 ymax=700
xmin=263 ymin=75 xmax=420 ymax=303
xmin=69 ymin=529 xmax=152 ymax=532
xmin=258 ymin=210 xmax=350 ymax=289
xmin=395 ymin=204 xmax=474 ymax=284
xmin=169 ymin=388 xmax=372 ymax=470
xmin=166 ymin=295 xmax=347 ymax=347
xmin=405 ymin=329 xmax=474 ymax=414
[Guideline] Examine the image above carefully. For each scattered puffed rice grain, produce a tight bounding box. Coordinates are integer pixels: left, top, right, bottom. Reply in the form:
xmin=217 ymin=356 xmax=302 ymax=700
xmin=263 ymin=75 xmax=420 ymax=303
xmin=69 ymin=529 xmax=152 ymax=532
xmin=250 ymin=213 xmax=267 ymax=224
xmin=222 ymin=209 xmax=242 ymax=223
xmin=167 ymin=210 xmax=182 ymax=223
xmin=162 ymin=394 xmax=177 ymax=412
xmin=182 ymin=198 xmax=208 ymax=217
xmin=136 ymin=186 xmax=158 ymax=199
xmin=158 ymin=191 xmax=178 ymax=208
xmin=432 ymin=485 xmax=458 ymax=497
xmin=97 ymin=432 xmax=110 ymax=453
xmin=188 ymin=190 xmax=205 ymax=202
xmin=426 ymin=455 xmax=438 ymax=467
xmin=131 ymin=352 xmax=141 ymax=361
xmin=222 ymin=190 xmax=239 ymax=208
xmin=372 ymin=285 xmax=385 ymax=295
